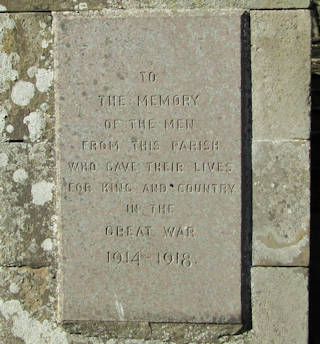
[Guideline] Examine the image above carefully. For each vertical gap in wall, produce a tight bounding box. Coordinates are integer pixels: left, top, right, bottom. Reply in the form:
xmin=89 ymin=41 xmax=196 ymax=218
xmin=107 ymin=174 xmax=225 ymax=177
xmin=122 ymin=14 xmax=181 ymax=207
xmin=240 ymin=11 xmax=252 ymax=332
xmin=309 ymin=73 xmax=320 ymax=344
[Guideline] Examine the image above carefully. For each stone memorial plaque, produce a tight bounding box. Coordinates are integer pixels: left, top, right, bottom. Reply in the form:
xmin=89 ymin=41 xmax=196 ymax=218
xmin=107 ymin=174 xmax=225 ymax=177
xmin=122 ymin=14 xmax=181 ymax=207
xmin=55 ymin=11 xmax=242 ymax=323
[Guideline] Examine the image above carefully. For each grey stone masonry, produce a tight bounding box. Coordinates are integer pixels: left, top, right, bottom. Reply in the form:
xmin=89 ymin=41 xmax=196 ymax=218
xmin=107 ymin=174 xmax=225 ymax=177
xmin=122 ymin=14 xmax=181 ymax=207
xmin=252 ymin=141 xmax=310 ymax=266
xmin=251 ymin=267 xmax=309 ymax=344
xmin=54 ymin=10 xmax=243 ymax=324
xmin=251 ymin=10 xmax=310 ymax=268
xmin=0 ymin=13 xmax=54 ymax=143
xmin=251 ymin=10 xmax=311 ymax=140
xmin=0 ymin=143 xmax=56 ymax=267
xmin=0 ymin=0 xmax=311 ymax=12
xmin=0 ymin=5 xmax=312 ymax=344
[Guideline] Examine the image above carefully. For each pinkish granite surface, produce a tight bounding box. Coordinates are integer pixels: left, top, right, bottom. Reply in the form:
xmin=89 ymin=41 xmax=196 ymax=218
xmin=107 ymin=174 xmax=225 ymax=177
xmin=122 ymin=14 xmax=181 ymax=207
xmin=54 ymin=10 xmax=243 ymax=323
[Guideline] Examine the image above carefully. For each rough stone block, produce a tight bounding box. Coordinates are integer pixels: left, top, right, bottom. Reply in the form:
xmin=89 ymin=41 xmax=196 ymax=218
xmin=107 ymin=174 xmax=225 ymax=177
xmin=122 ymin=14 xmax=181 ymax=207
xmin=251 ymin=10 xmax=311 ymax=139
xmin=64 ymin=321 xmax=242 ymax=343
xmin=252 ymin=141 xmax=310 ymax=266
xmin=149 ymin=323 xmax=242 ymax=343
xmin=0 ymin=143 xmax=56 ymax=267
xmin=0 ymin=13 xmax=54 ymax=142
xmin=0 ymin=266 xmax=67 ymax=344
xmin=136 ymin=0 xmax=311 ymax=9
xmin=251 ymin=267 xmax=308 ymax=344
xmin=0 ymin=267 xmax=55 ymax=321
xmin=0 ymin=0 xmax=311 ymax=11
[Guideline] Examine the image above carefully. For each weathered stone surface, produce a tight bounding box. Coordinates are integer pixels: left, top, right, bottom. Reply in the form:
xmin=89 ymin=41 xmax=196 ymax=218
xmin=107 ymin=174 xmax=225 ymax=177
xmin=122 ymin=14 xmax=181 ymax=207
xmin=0 ymin=267 xmax=55 ymax=321
xmin=251 ymin=10 xmax=311 ymax=139
xmin=0 ymin=13 xmax=54 ymax=142
xmin=67 ymin=334 xmax=248 ymax=344
xmin=219 ymin=333 xmax=253 ymax=344
xmin=64 ymin=322 xmax=151 ymax=340
xmin=150 ymin=323 xmax=242 ymax=343
xmin=63 ymin=321 xmax=243 ymax=343
xmin=67 ymin=338 xmax=165 ymax=344
xmin=0 ymin=6 xmax=312 ymax=344
xmin=0 ymin=265 xmax=246 ymax=344
xmin=252 ymin=141 xmax=309 ymax=266
xmin=251 ymin=267 xmax=308 ymax=344
xmin=0 ymin=143 xmax=56 ymax=267
xmin=0 ymin=0 xmax=310 ymax=11
xmin=65 ymin=323 xmax=242 ymax=344
xmin=0 ymin=266 xmax=69 ymax=344
xmin=55 ymin=10 xmax=242 ymax=323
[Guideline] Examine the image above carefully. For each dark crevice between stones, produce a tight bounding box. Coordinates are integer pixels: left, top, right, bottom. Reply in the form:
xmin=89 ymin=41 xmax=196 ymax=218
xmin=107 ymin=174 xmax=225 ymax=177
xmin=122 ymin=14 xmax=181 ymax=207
xmin=237 ymin=11 xmax=253 ymax=334
xmin=148 ymin=322 xmax=153 ymax=336
xmin=0 ymin=5 xmax=312 ymax=13
xmin=309 ymin=73 xmax=320 ymax=344
xmin=309 ymin=5 xmax=320 ymax=336
xmin=251 ymin=265 xmax=309 ymax=268
xmin=0 ymin=264 xmax=50 ymax=269
xmin=0 ymin=10 xmax=52 ymax=14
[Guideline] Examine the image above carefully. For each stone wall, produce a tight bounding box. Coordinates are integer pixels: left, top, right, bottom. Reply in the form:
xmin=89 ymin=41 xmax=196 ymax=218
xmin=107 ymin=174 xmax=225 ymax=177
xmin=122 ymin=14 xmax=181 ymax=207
xmin=0 ymin=1 xmax=311 ymax=343
xmin=310 ymin=2 xmax=319 ymax=342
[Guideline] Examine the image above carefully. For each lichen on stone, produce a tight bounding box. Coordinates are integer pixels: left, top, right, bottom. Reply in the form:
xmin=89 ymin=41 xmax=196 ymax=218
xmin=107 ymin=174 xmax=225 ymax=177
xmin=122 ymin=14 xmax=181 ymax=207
xmin=0 ymin=143 xmax=56 ymax=267
xmin=0 ymin=13 xmax=54 ymax=143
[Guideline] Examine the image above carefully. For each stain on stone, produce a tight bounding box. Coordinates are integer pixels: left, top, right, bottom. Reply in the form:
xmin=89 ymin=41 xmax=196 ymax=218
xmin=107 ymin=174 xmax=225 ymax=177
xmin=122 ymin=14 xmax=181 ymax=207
xmin=116 ymin=71 xmax=124 ymax=80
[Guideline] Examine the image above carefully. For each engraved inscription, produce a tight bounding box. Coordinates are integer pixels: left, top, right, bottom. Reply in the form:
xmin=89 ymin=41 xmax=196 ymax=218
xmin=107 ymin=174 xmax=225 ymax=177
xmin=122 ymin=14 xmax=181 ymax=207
xmin=106 ymin=250 xmax=195 ymax=267
xmin=105 ymin=225 xmax=152 ymax=237
xmin=57 ymin=13 xmax=242 ymax=323
xmin=163 ymin=226 xmax=195 ymax=238
xmin=164 ymin=119 xmax=195 ymax=130
xmin=171 ymin=140 xmax=219 ymax=151
xmin=82 ymin=140 xmax=119 ymax=151
xmin=137 ymin=94 xmax=199 ymax=107
xmin=140 ymin=71 xmax=156 ymax=82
